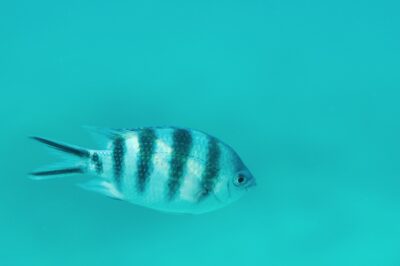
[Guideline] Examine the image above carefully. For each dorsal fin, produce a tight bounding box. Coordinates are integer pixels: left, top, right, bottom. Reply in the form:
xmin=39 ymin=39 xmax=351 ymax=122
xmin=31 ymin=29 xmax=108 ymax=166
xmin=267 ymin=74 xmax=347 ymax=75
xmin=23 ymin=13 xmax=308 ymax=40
xmin=82 ymin=126 xmax=137 ymax=149
xmin=83 ymin=126 xmax=135 ymax=138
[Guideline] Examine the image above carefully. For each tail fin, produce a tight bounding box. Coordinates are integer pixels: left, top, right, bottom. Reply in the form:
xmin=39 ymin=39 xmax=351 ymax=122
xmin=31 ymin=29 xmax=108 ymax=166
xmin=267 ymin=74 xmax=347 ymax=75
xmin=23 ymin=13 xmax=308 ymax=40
xmin=30 ymin=136 xmax=90 ymax=179
xmin=30 ymin=167 xmax=84 ymax=178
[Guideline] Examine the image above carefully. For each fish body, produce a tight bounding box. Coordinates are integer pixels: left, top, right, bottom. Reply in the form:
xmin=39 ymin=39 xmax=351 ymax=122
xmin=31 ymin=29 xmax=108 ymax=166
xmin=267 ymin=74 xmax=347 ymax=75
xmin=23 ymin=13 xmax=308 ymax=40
xmin=31 ymin=127 xmax=256 ymax=214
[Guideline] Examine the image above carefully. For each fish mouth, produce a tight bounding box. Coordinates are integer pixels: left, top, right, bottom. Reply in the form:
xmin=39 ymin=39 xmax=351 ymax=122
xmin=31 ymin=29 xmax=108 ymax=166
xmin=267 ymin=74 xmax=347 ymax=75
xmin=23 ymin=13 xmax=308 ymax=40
xmin=245 ymin=178 xmax=257 ymax=189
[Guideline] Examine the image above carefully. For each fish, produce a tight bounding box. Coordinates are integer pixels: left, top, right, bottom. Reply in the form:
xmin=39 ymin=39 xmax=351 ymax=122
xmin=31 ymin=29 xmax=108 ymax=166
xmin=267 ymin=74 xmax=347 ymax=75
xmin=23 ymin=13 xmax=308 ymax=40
xmin=30 ymin=127 xmax=256 ymax=214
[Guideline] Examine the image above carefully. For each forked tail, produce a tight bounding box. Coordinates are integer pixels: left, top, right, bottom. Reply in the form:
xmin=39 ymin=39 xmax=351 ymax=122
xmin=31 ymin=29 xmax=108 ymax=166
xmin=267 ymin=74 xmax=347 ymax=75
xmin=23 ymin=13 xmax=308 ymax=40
xmin=30 ymin=136 xmax=91 ymax=179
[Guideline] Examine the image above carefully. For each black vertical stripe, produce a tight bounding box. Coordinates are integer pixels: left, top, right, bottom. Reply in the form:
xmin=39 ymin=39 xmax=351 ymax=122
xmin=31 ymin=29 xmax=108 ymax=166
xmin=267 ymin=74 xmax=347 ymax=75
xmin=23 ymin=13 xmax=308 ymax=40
xmin=198 ymin=137 xmax=221 ymax=202
xmin=167 ymin=129 xmax=193 ymax=200
xmin=91 ymin=152 xmax=103 ymax=175
xmin=136 ymin=128 xmax=157 ymax=193
xmin=113 ymin=137 xmax=125 ymax=189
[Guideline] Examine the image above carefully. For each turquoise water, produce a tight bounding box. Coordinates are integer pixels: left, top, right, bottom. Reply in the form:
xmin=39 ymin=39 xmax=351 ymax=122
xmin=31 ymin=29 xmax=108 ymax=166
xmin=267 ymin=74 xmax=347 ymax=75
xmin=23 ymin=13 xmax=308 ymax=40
xmin=1 ymin=0 xmax=400 ymax=265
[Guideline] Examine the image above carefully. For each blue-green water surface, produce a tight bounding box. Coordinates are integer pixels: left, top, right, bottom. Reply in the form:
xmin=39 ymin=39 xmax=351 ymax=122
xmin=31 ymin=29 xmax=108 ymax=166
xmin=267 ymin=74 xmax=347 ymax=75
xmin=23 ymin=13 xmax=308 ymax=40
xmin=1 ymin=0 xmax=400 ymax=265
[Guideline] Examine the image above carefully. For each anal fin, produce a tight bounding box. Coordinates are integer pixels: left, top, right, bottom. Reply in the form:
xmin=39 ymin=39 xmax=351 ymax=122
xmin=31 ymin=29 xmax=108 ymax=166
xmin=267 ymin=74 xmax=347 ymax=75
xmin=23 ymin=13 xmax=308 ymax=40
xmin=78 ymin=179 xmax=124 ymax=201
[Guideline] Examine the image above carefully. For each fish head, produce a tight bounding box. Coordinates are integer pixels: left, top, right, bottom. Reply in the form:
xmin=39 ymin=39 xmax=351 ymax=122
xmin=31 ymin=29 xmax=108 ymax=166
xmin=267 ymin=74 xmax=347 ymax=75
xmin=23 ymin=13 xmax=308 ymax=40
xmin=213 ymin=153 xmax=256 ymax=207
xmin=193 ymin=141 xmax=256 ymax=213
xmin=228 ymin=168 xmax=256 ymax=199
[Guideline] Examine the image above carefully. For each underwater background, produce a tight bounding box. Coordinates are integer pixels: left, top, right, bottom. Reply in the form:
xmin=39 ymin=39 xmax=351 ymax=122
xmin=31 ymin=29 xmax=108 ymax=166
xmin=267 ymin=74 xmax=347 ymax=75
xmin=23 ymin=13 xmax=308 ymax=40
xmin=1 ymin=0 xmax=400 ymax=265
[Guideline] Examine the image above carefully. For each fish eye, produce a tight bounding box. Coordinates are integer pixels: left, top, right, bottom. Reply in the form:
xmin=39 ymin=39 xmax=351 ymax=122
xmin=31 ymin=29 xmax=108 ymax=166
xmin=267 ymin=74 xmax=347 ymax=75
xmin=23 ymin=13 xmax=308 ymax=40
xmin=234 ymin=173 xmax=247 ymax=186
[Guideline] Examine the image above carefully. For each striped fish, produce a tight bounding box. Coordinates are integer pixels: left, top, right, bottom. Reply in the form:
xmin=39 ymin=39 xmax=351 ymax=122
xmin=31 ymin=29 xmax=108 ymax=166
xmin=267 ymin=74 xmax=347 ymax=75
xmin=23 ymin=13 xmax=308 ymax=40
xmin=30 ymin=127 xmax=256 ymax=214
